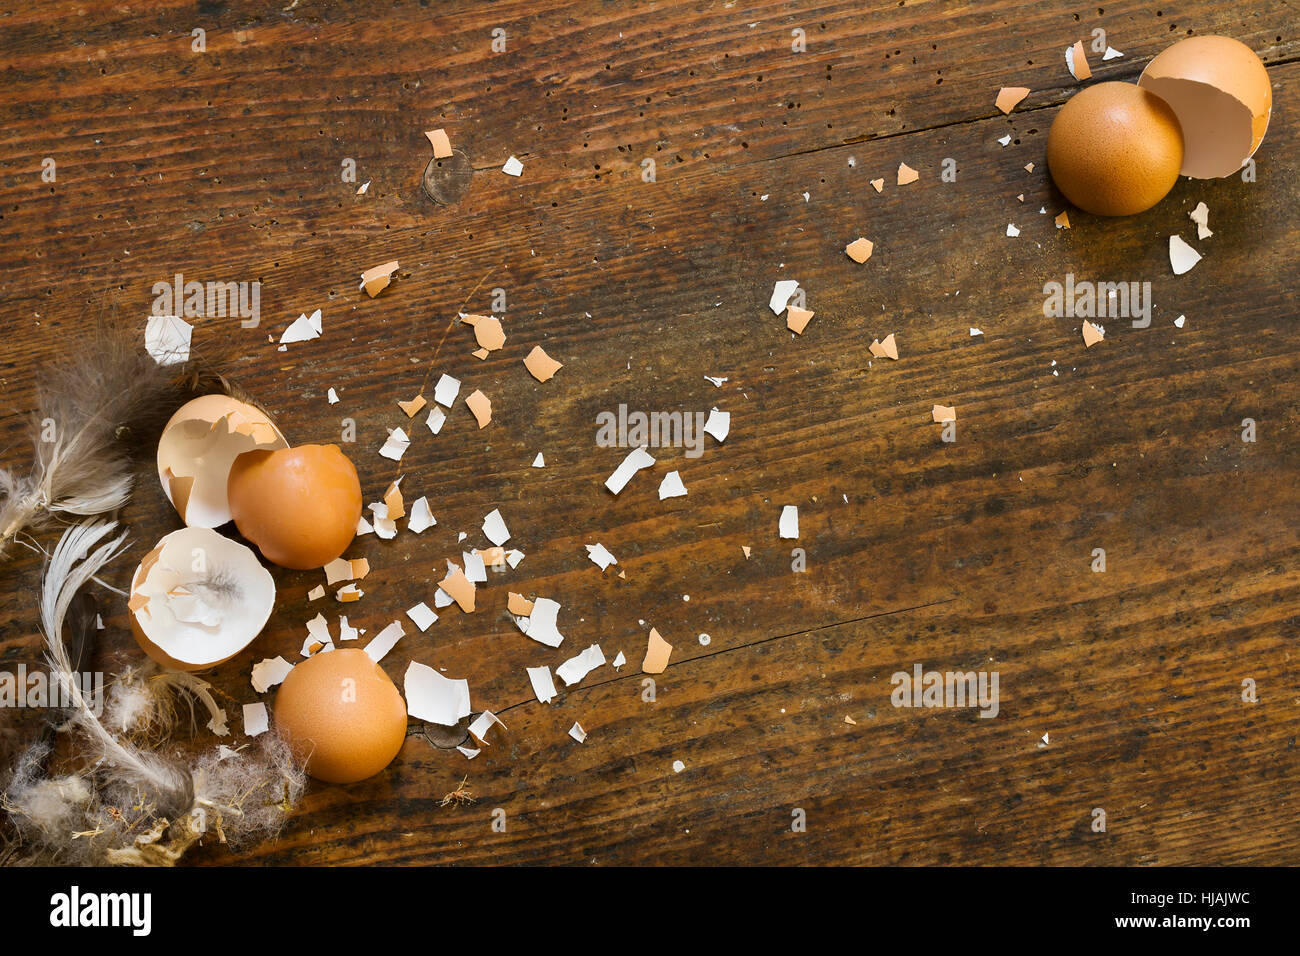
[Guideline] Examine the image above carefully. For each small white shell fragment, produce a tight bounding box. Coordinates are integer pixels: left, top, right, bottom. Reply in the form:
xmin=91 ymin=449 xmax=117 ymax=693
xmin=462 ymin=550 xmax=487 ymax=583
xmin=658 ymin=470 xmax=688 ymax=499
xmin=1190 ymin=201 xmax=1212 ymax=240
xmin=997 ymin=134 xmax=1012 ymax=147
xmin=145 ymin=315 xmax=193 ymax=366
xmin=768 ymin=279 xmax=800 ymax=314
xmin=585 ymin=543 xmax=618 ymax=571
xmin=339 ymin=616 xmax=358 ymax=640
xmin=433 ymin=374 xmax=461 ymax=407
xmin=356 ymin=180 xmax=370 ymax=195
xmin=406 ymin=602 xmax=438 ymax=632
xmin=779 ymin=505 xmax=800 ymax=539
xmin=970 ymin=327 xmax=984 ymax=336
xmin=482 ymin=508 xmax=510 ymax=546
xmin=242 ymin=702 xmax=269 ymax=737
xmin=605 ymin=446 xmax=656 ymax=495
xmin=556 ymin=643 xmax=606 ymax=686
xmin=527 ymin=666 xmax=557 ymax=704
xmin=1174 ymin=315 xmax=1187 ymax=329
xmin=672 ymin=759 xmax=685 ymax=773
xmin=373 ymin=516 xmax=397 ymax=539
xmin=425 ymin=405 xmax=447 ymax=436
xmin=408 ymin=496 xmax=435 ymax=533
xmin=506 ymin=549 xmax=525 ymax=569
xmin=532 ymin=452 xmax=545 ymax=467
xmin=612 ymin=651 xmax=627 ymax=668
xmin=433 ymin=587 xmax=454 ymax=609
xmin=1006 ymin=223 xmax=1020 ymax=237
xmin=1102 ymin=46 xmax=1123 ymax=60
xmin=1169 ymin=235 xmax=1202 ymax=275
xmin=280 ymin=309 xmax=322 ymax=344
xmin=356 ymin=516 xmax=374 ymax=536
xmin=468 ymin=710 xmax=506 ymax=746
xmin=379 ymin=427 xmax=411 ymax=461
xmin=502 ymin=155 xmax=524 ymax=176
xmin=251 ymin=656 xmax=293 ymax=694
xmin=404 ymin=661 xmax=472 ymax=726
xmin=327 ymin=388 xmax=339 ymax=404
xmin=335 ymin=583 xmax=364 ymax=602
xmin=703 ymin=407 xmax=730 ymax=443
xmin=323 ymin=557 xmax=353 ymax=585
xmin=569 ymin=722 xmax=587 ymax=744
xmin=522 ymin=597 xmax=565 ymax=647
xmin=704 ymin=375 xmax=728 ymax=387
xmin=364 ymin=620 xmax=406 ymax=663
xmin=307 ymin=585 xmax=326 ymax=601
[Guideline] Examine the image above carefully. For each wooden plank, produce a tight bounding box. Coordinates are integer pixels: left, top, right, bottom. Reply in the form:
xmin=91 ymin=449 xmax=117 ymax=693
xmin=0 ymin=1 xmax=1296 ymax=866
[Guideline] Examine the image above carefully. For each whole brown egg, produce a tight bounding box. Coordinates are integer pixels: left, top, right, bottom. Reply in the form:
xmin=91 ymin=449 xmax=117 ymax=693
xmin=273 ymin=649 xmax=408 ymax=784
xmin=1047 ymin=82 xmax=1184 ymax=216
xmin=227 ymin=444 xmax=362 ymax=570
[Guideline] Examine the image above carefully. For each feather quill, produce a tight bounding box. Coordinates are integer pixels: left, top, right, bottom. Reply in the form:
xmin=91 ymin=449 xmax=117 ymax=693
xmin=0 ymin=317 xmax=232 ymax=558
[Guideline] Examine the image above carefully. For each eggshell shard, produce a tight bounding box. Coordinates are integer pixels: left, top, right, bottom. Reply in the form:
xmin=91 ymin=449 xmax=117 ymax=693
xmin=1138 ymin=36 xmax=1271 ymax=179
xmin=227 ymin=444 xmax=363 ymax=570
xmin=1046 ymin=82 xmax=1184 ymax=216
xmin=129 ymin=526 xmax=276 ymax=671
xmin=273 ymin=648 xmax=408 ymax=784
xmin=156 ymin=395 xmax=288 ymax=528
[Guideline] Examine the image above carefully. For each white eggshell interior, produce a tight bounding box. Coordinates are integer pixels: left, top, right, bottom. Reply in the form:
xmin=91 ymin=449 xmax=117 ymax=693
xmin=156 ymin=396 xmax=287 ymax=528
xmin=1138 ymin=77 xmax=1258 ymax=179
xmin=131 ymin=527 xmax=275 ymax=667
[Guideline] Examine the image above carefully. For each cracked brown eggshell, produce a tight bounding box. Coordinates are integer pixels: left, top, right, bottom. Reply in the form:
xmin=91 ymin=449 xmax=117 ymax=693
xmin=1138 ymin=36 xmax=1272 ymax=179
xmin=156 ymin=394 xmax=288 ymax=528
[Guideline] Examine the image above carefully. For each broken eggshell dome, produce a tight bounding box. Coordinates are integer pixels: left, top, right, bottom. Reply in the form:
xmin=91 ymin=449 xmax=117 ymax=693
xmin=1137 ymin=35 xmax=1272 ymax=180
xmin=273 ymin=648 xmax=408 ymax=784
xmin=129 ymin=526 xmax=276 ymax=671
xmin=156 ymin=394 xmax=288 ymax=528
xmin=226 ymin=444 xmax=363 ymax=570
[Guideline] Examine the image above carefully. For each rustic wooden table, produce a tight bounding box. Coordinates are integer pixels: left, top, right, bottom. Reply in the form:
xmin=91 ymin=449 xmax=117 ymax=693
xmin=1 ymin=1 xmax=1297 ymax=866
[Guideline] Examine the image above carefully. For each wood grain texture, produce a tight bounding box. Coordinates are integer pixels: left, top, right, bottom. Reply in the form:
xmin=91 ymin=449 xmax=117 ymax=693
xmin=0 ymin=1 xmax=1297 ymax=865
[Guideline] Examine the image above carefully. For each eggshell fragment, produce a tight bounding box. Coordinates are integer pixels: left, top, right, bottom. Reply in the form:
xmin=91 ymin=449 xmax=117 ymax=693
xmin=359 ymin=260 xmax=399 ymax=298
xmin=641 ymin=628 xmax=672 ymax=674
xmin=845 ymin=237 xmax=874 ymax=263
xmin=227 ymin=444 xmax=363 ymax=570
xmin=274 ymin=648 xmax=408 ymax=784
xmin=129 ymin=527 xmax=275 ymax=671
xmin=996 ymin=87 xmax=1030 ymax=114
xmin=156 ymin=394 xmax=288 ymax=528
xmin=1138 ymin=36 xmax=1271 ymax=179
xmin=425 ymin=128 xmax=453 ymax=158
xmin=523 ymin=346 xmax=563 ymax=382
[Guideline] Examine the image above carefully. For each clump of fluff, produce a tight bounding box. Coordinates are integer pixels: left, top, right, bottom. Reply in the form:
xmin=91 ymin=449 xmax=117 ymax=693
xmin=1 ymin=520 xmax=304 ymax=867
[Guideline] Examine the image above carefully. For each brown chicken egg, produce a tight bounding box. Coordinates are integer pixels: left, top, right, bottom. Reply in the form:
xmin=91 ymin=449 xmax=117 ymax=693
xmin=1047 ymin=82 xmax=1184 ymax=216
xmin=226 ymin=444 xmax=362 ymax=570
xmin=1138 ymin=36 xmax=1272 ymax=179
xmin=274 ymin=648 xmax=408 ymax=784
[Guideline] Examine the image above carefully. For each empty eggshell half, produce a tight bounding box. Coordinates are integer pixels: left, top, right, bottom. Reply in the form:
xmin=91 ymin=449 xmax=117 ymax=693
xmin=129 ymin=526 xmax=276 ymax=671
xmin=157 ymin=394 xmax=288 ymax=528
xmin=1138 ymin=36 xmax=1272 ymax=179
